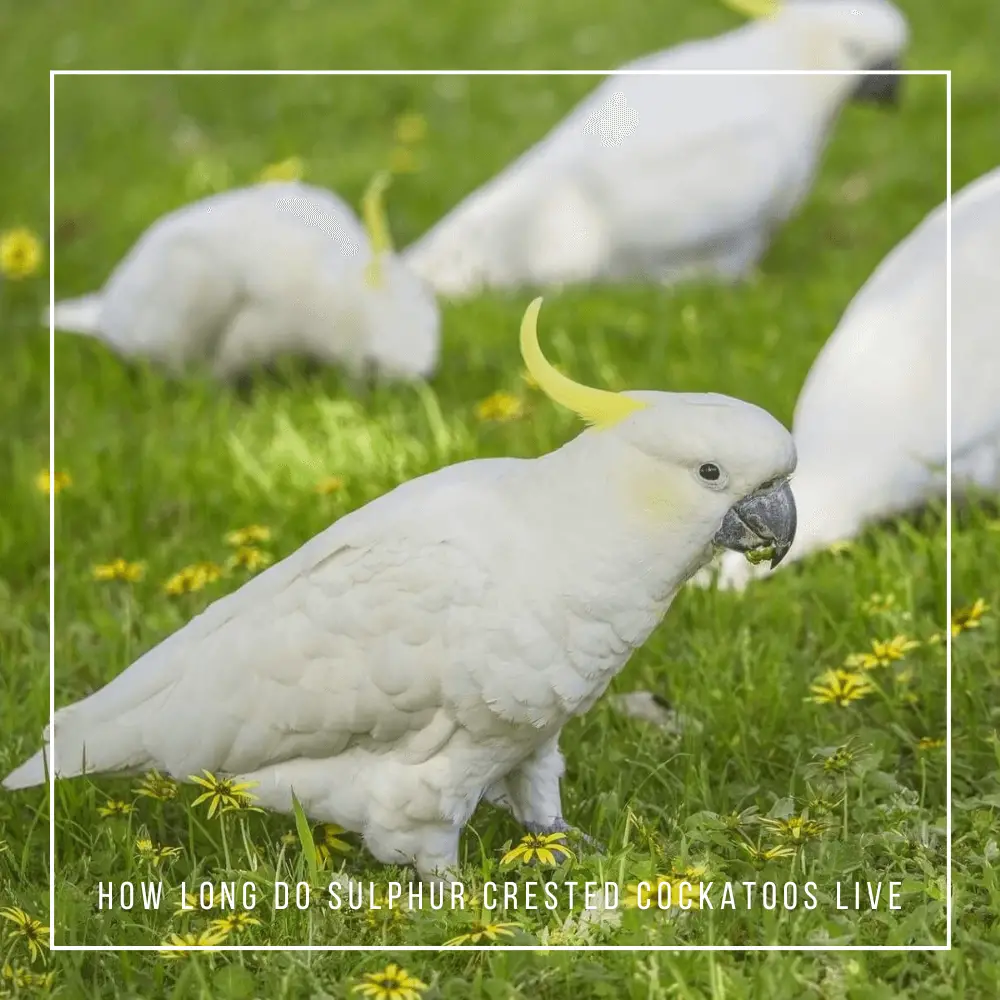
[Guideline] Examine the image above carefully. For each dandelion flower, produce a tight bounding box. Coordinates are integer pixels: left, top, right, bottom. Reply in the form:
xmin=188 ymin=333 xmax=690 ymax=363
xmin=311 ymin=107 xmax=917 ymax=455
xmin=501 ymin=831 xmax=574 ymax=867
xmin=92 ymin=558 xmax=145 ymax=583
xmin=258 ymin=156 xmax=305 ymax=183
xmin=0 ymin=908 xmax=49 ymax=963
xmin=224 ymin=525 xmax=271 ymax=547
xmin=315 ymin=823 xmax=352 ymax=865
xmin=227 ymin=546 xmax=273 ymax=573
xmin=952 ymin=598 xmax=988 ymax=636
xmin=134 ymin=770 xmax=179 ymax=801
xmin=160 ymin=928 xmax=228 ymax=958
xmin=36 ymin=469 xmax=71 ymax=495
xmin=740 ymin=842 xmax=797 ymax=863
xmin=0 ymin=227 xmax=44 ymax=279
xmin=208 ymin=912 xmax=260 ymax=935
xmin=394 ymin=112 xmax=428 ymax=146
xmin=443 ymin=921 xmax=520 ymax=946
xmin=97 ymin=799 xmax=135 ymax=818
xmin=917 ymin=736 xmax=946 ymax=751
xmin=808 ymin=669 xmax=874 ymax=707
xmin=189 ymin=770 xmax=259 ymax=819
xmin=352 ymin=964 xmax=427 ymax=1000
xmin=163 ymin=562 xmax=224 ymax=596
xmin=758 ymin=815 xmax=826 ymax=843
xmin=135 ymin=838 xmax=182 ymax=866
xmin=316 ymin=475 xmax=346 ymax=495
xmin=844 ymin=635 xmax=920 ymax=670
xmin=475 ymin=391 xmax=524 ymax=423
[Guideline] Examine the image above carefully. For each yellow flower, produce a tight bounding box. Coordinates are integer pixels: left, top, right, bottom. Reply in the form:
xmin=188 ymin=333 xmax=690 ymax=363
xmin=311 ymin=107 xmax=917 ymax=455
xmin=501 ymin=831 xmax=574 ymax=867
xmin=861 ymin=592 xmax=897 ymax=616
xmin=917 ymin=736 xmax=946 ymax=751
xmin=352 ymin=964 xmax=427 ymax=1000
xmin=135 ymin=838 xmax=182 ymax=866
xmin=758 ymin=815 xmax=826 ymax=843
xmin=389 ymin=146 xmax=419 ymax=174
xmin=173 ymin=892 xmax=205 ymax=916
xmin=134 ymin=770 xmax=179 ymax=801
xmin=163 ymin=562 xmax=224 ymax=596
xmin=844 ymin=635 xmax=921 ymax=670
xmin=160 ymin=928 xmax=228 ymax=958
xmin=807 ymin=669 xmax=874 ymax=707
xmin=36 ymin=469 xmax=71 ymax=495
xmin=394 ymin=112 xmax=428 ymax=146
xmin=315 ymin=823 xmax=352 ymax=865
xmin=97 ymin=799 xmax=135 ymax=818
xmin=443 ymin=921 xmax=520 ymax=946
xmin=208 ymin=912 xmax=260 ymax=935
xmin=92 ymin=558 xmax=145 ymax=583
xmin=952 ymin=598 xmax=988 ymax=636
xmin=188 ymin=770 xmax=259 ymax=820
xmin=258 ymin=156 xmax=305 ymax=183
xmin=227 ymin=546 xmax=273 ymax=573
xmin=740 ymin=842 xmax=797 ymax=864
xmin=475 ymin=391 xmax=524 ymax=423
xmin=0 ymin=227 xmax=44 ymax=279
xmin=0 ymin=907 xmax=50 ymax=963
xmin=1 ymin=963 xmax=55 ymax=990
xmin=224 ymin=525 xmax=271 ymax=547
xmin=316 ymin=475 xmax=346 ymax=495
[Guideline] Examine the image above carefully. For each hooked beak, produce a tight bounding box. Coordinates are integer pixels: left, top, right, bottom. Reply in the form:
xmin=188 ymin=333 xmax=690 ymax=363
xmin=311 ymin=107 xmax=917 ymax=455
xmin=713 ymin=479 xmax=797 ymax=569
xmin=851 ymin=59 xmax=903 ymax=106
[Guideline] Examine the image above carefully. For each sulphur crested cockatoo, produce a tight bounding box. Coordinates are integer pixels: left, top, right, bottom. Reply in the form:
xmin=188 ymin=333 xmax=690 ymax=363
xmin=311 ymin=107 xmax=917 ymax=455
xmin=403 ymin=0 xmax=909 ymax=298
xmin=696 ymin=165 xmax=1000 ymax=592
xmin=7 ymin=301 xmax=796 ymax=879
xmin=47 ymin=176 xmax=439 ymax=381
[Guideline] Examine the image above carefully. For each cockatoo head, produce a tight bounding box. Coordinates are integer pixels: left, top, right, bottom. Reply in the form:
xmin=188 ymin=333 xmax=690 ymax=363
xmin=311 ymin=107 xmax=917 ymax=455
xmin=726 ymin=0 xmax=909 ymax=105
xmin=358 ymin=171 xmax=441 ymax=380
xmin=521 ymin=299 xmax=798 ymax=567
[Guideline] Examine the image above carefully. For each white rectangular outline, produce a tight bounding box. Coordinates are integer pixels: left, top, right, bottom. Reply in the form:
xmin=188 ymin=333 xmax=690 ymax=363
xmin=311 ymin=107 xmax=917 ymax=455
xmin=48 ymin=67 xmax=952 ymax=953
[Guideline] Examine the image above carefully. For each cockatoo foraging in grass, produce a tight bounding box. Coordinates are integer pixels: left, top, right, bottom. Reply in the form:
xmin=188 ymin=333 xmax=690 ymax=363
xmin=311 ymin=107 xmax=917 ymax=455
xmin=695 ymin=166 xmax=1000 ymax=592
xmin=47 ymin=176 xmax=440 ymax=382
xmin=5 ymin=300 xmax=797 ymax=881
xmin=403 ymin=0 xmax=909 ymax=299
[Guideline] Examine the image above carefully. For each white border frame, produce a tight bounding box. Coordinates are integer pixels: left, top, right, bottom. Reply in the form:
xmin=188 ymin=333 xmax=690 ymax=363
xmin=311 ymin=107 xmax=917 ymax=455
xmin=48 ymin=67 xmax=952 ymax=953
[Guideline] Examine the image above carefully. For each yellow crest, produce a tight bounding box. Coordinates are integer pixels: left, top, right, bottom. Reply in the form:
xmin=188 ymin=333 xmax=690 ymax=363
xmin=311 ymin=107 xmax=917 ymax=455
xmin=720 ymin=0 xmax=782 ymax=20
xmin=362 ymin=170 xmax=394 ymax=289
xmin=519 ymin=298 xmax=647 ymax=430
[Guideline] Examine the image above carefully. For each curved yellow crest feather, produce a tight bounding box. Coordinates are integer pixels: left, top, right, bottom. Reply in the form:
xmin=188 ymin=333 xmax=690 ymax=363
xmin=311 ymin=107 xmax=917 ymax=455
xmin=519 ymin=298 xmax=648 ymax=429
xmin=720 ymin=0 xmax=782 ymax=20
xmin=362 ymin=171 xmax=394 ymax=288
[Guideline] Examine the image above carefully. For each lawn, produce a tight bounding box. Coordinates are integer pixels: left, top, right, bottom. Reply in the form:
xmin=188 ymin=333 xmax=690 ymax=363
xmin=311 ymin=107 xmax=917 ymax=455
xmin=2 ymin=0 xmax=999 ymax=996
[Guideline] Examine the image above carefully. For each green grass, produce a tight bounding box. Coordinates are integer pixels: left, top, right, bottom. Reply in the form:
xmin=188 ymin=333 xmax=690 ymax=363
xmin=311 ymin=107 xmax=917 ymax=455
xmin=2 ymin=0 xmax=1000 ymax=996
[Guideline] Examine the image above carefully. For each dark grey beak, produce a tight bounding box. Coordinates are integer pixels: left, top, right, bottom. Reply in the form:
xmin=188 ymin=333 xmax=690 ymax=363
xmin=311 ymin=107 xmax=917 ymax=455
xmin=713 ymin=479 xmax=797 ymax=569
xmin=851 ymin=60 xmax=903 ymax=106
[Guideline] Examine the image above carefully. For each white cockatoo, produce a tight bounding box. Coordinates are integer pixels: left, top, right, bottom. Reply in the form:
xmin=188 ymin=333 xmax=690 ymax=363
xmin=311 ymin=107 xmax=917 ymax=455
xmin=403 ymin=0 xmax=909 ymax=298
xmin=695 ymin=165 xmax=1000 ymax=592
xmin=6 ymin=300 xmax=797 ymax=881
xmin=47 ymin=176 xmax=440 ymax=382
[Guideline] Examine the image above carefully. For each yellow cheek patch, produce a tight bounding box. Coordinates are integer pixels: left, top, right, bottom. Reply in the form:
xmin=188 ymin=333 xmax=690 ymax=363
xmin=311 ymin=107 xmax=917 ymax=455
xmin=519 ymin=298 xmax=648 ymax=429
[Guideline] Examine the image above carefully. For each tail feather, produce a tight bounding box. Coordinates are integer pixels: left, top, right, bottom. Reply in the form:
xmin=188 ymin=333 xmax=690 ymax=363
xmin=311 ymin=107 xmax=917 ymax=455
xmin=43 ymin=293 xmax=104 ymax=335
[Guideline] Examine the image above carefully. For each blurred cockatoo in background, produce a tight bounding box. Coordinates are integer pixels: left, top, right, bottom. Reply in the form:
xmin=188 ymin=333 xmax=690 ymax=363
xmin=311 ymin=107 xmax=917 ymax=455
xmin=6 ymin=300 xmax=797 ymax=882
xmin=404 ymin=0 xmax=909 ymax=298
xmin=694 ymin=165 xmax=1000 ymax=592
xmin=47 ymin=176 xmax=440 ymax=382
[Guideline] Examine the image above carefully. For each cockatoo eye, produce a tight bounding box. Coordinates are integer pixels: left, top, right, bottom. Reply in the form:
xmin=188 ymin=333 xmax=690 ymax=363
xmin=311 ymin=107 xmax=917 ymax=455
xmin=697 ymin=462 xmax=728 ymax=489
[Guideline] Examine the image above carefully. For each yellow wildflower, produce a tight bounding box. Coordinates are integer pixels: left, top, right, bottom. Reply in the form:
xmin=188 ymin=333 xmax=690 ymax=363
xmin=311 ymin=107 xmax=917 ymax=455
xmin=501 ymin=831 xmax=574 ymax=867
xmin=227 ymin=546 xmax=273 ymax=572
xmin=807 ymin=669 xmax=874 ymax=707
xmin=163 ymin=562 xmax=224 ymax=596
xmin=97 ymin=799 xmax=135 ymax=818
xmin=952 ymin=598 xmax=988 ymax=636
xmin=740 ymin=842 xmax=797 ymax=863
xmin=352 ymin=964 xmax=427 ymax=1000
xmin=224 ymin=525 xmax=271 ymax=547
xmin=315 ymin=823 xmax=352 ymax=865
xmin=188 ymin=770 xmax=259 ymax=820
xmin=758 ymin=815 xmax=826 ymax=843
xmin=258 ymin=156 xmax=305 ymax=183
xmin=443 ymin=921 xmax=520 ymax=946
xmin=845 ymin=635 xmax=921 ymax=670
xmin=135 ymin=838 xmax=182 ymax=866
xmin=0 ymin=908 xmax=49 ymax=963
xmin=0 ymin=228 xmax=44 ymax=279
xmin=1 ymin=964 xmax=55 ymax=990
xmin=92 ymin=558 xmax=145 ymax=583
xmin=36 ymin=469 xmax=71 ymax=495
xmin=861 ymin=592 xmax=897 ymax=616
xmin=208 ymin=911 xmax=260 ymax=935
xmin=134 ymin=770 xmax=179 ymax=801
xmin=475 ymin=391 xmax=524 ymax=423
xmin=917 ymin=736 xmax=946 ymax=751
xmin=159 ymin=928 xmax=228 ymax=958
